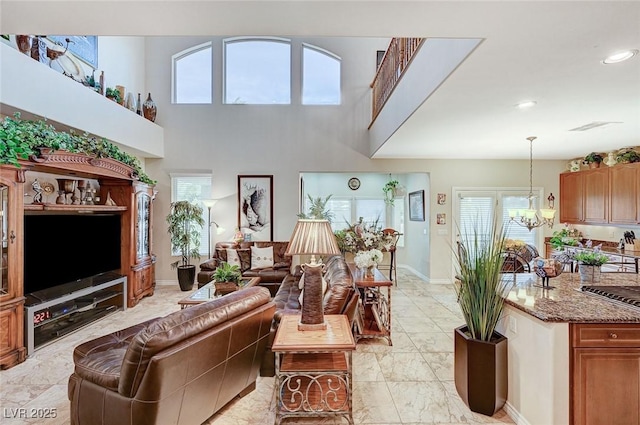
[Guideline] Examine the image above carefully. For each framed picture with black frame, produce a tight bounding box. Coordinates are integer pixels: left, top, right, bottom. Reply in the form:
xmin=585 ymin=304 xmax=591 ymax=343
xmin=409 ymin=190 xmax=425 ymax=221
xmin=238 ymin=175 xmax=274 ymax=241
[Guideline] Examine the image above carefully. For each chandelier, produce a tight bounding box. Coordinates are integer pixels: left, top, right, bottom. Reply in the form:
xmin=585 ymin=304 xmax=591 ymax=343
xmin=508 ymin=136 xmax=556 ymax=231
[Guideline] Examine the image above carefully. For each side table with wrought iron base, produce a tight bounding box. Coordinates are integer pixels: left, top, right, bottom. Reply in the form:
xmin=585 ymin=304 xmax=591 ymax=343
xmin=272 ymin=315 xmax=356 ymax=425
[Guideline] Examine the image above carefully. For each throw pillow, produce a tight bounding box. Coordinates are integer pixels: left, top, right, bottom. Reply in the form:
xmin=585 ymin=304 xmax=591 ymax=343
xmin=226 ymin=249 xmax=241 ymax=267
xmin=251 ymin=246 xmax=274 ymax=270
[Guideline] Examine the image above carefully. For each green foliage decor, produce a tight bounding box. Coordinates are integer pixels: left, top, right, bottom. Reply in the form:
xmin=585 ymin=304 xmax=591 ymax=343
xmin=616 ymin=149 xmax=640 ymax=164
xmin=383 ymin=179 xmax=399 ymax=206
xmin=584 ymin=152 xmax=603 ymax=164
xmin=0 ymin=113 xmax=155 ymax=184
xmin=105 ymin=87 xmax=122 ymax=104
xmin=212 ymin=262 xmax=242 ymax=283
xmin=297 ymin=194 xmax=334 ymax=222
xmin=572 ymin=250 xmax=609 ymax=266
xmin=549 ymin=227 xmax=582 ymax=249
xmin=453 ymin=216 xmax=513 ymax=342
xmin=166 ymin=201 xmax=205 ymax=269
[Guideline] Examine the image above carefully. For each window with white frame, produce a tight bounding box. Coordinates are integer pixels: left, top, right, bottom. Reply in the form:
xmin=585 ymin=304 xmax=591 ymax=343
xmin=172 ymin=42 xmax=212 ymax=104
xmin=454 ymin=189 xmax=542 ymax=251
xmin=302 ymin=44 xmax=341 ymax=105
xmin=224 ymin=38 xmax=291 ymax=104
xmin=170 ymin=174 xmax=212 ymax=256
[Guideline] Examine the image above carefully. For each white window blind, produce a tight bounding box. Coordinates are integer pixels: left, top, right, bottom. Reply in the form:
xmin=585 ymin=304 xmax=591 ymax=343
xmin=170 ymin=175 xmax=212 ymax=256
xmin=455 ymin=189 xmax=542 ymax=253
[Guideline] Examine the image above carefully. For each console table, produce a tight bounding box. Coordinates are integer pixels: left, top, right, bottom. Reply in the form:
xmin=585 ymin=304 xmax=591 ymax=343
xmin=272 ymin=315 xmax=356 ymax=425
xmin=349 ymin=264 xmax=393 ymax=346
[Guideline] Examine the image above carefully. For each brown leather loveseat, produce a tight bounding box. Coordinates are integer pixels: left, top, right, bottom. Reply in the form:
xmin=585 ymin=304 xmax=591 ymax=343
xmin=68 ymin=287 xmax=275 ymax=425
xmin=198 ymin=241 xmax=291 ymax=296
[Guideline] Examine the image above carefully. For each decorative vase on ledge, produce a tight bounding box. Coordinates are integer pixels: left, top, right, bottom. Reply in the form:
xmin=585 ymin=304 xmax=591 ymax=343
xmin=142 ymin=93 xmax=157 ymax=122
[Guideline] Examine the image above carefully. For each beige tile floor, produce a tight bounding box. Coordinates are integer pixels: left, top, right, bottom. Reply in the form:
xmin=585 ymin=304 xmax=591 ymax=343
xmin=0 ymin=269 xmax=515 ymax=425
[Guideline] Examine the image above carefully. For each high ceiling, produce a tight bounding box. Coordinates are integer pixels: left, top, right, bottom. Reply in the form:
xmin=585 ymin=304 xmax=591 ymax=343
xmin=2 ymin=0 xmax=639 ymax=160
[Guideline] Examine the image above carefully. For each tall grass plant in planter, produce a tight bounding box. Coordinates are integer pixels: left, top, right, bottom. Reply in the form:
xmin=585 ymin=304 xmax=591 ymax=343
xmin=166 ymin=201 xmax=205 ymax=291
xmin=453 ymin=216 xmax=513 ymax=416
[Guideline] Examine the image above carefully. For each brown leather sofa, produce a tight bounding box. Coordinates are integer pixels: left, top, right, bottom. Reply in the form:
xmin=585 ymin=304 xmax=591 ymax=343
xmin=68 ymin=287 xmax=275 ymax=425
xmin=260 ymin=255 xmax=359 ymax=376
xmin=198 ymin=241 xmax=291 ymax=296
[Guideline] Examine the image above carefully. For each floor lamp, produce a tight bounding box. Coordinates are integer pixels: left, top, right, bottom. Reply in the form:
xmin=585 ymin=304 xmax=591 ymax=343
xmin=202 ymin=199 xmax=223 ymax=259
xmin=285 ymin=219 xmax=341 ymax=331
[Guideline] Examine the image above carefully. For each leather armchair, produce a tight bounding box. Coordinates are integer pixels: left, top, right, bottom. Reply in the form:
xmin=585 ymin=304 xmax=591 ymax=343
xmin=68 ymin=287 xmax=275 ymax=425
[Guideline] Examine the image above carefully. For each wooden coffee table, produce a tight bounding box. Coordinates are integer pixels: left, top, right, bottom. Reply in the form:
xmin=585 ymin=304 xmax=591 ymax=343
xmin=178 ymin=277 xmax=260 ymax=309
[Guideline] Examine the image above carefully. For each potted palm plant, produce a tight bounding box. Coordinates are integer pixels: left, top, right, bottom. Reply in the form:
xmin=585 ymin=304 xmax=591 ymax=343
xmin=453 ymin=216 xmax=512 ymax=416
xmin=166 ymin=200 xmax=205 ymax=291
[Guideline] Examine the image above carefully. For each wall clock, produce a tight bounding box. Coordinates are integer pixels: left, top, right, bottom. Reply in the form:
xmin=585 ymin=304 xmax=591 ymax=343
xmin=348 ymin=177 xmax=360 ymax=190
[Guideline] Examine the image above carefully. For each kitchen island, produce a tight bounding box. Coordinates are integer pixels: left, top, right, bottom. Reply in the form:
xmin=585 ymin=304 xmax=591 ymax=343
xmin=497 ymin=272 xmax=640 ymax=425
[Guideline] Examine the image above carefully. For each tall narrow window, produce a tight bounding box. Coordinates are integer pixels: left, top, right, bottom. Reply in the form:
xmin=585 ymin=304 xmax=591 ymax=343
xmin=224 ymin=38 xmax=291 ymax=104
xmin=302 ymin=44 xmax=341 ymax=105
xmin=170 ymin=174 xmax=212 ymax=256
xmin=172 ymin=42 xmax=212 ymax=104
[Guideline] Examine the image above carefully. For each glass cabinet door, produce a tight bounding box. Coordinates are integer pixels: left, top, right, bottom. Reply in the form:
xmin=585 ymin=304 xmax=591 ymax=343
xmin=1 ymin=185 xmax=7 ymax=296
xmin=136 ymin=193 xmax=151 ymax=260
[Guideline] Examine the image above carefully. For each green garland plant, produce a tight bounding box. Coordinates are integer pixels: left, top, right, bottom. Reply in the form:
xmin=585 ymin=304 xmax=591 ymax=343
xmin=0 ymin=113 xmax=155 ymax=184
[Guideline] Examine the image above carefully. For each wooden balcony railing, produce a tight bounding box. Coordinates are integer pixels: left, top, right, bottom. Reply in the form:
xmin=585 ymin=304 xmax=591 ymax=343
xmin=370 ymin=38 xmax=425 ymax=127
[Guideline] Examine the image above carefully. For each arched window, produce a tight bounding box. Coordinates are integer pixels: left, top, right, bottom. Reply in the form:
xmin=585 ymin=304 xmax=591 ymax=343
xmin=172 ymin=42 xmax=212 ymax=104
xmin=302 ymin=44 xmax=341 ymax=105
xmin=224 ymin=38 xmax=291 ymax=104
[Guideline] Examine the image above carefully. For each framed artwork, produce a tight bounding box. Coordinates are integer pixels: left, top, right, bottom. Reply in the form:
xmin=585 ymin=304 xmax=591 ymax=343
xmin=48 ymin=36 xmax=98 ymax=68
xmin=238 ymin=175 xmax=273 ymax=241
xmin=437 ymin=213 xmax=446 ymax=225
xmin=409 ymin=190 xmax=425 ymax=221
xmin=437 ymin=193 xmax=446 ymax=205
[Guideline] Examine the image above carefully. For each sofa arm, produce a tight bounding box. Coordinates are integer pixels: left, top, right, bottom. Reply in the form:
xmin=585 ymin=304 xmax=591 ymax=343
xmin=73 ymin=347 xmax=128 ymax=392
xmin=200 ymin=258 xmax=219 ymax=271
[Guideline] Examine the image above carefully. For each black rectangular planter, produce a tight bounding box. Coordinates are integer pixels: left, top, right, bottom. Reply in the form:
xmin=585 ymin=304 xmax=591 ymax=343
xmin=454 ymin=325 xmax=508 ymax=416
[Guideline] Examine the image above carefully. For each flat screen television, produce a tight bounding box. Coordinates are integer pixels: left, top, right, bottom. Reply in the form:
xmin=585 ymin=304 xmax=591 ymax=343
xmin=23 ymin=214 xmax=122 ymax=295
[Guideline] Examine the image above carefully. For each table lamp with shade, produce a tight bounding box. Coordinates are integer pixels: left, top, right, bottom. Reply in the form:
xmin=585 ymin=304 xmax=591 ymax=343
xmin=285 ymin=219 xmax=341 ymax=331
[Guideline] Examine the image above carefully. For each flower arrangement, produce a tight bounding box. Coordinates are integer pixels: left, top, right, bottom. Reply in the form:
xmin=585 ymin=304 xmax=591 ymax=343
xmin=334 ymin=217 xmax=393 ymax=254
xmin=354 ymin=249 xmax=383 ymax=269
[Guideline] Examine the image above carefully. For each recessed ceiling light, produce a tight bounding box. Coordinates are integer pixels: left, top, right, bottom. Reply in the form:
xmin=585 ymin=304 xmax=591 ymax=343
xmin=516 ymin=100 xmax=537 ymax=109
xmin=602 ymin=49 xmax=638 ymax=64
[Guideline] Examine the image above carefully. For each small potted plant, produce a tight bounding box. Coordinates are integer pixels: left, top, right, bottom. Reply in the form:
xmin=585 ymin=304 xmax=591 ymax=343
xmin=584 ymin=152 xmax=604 ymax=168
xmin=616 ymin=149 xmax=640 ymax=164
xmin=212 ymin=262 xmax=242 ymax=295
xmin=166 ymin=201 xmax=205 ymax=291
xmin=105 ymin=87 xmax=122 ymax=104
xmin=571 ymin=248 xmax=609 ymax=284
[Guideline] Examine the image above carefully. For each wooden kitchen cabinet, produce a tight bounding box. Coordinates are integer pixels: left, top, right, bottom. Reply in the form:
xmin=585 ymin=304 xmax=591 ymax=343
xmin=571 ymin=323 xmax=640 ymax=425
xmin=560 ymin=172 xmax=583 ymax=223
xmin=560 ymin=164 xmax=638 ymax=225
xmin=609 ymin=163 xmax=640 ymax=225
xmin=560 ymin=168 xmax=607 ymax=224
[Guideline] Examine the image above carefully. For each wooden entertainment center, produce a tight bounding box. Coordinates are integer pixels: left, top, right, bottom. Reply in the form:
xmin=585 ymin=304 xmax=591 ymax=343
xmin=0 ymin=150 xmax=156 ymax=369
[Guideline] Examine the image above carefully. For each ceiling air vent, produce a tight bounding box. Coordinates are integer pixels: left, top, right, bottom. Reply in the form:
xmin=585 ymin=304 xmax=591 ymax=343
xmin=569 ymin=121 xmax=622 ymax=131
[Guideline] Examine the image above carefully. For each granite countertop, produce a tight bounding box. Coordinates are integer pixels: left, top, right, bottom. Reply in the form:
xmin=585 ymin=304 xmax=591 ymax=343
xmin=503 ymin=272 xmax=640 ymax=323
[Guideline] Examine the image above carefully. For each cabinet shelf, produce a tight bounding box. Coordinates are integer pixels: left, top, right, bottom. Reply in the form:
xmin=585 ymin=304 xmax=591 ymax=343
xmin=33 ymin=290 xmax=121 ymax=328
xmin=24 ymin=204 xmax=127 ymax=213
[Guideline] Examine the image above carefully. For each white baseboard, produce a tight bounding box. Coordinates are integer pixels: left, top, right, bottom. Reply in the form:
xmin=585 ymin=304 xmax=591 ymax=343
xmin=503 ymin=401 xmax=531 ymax=425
